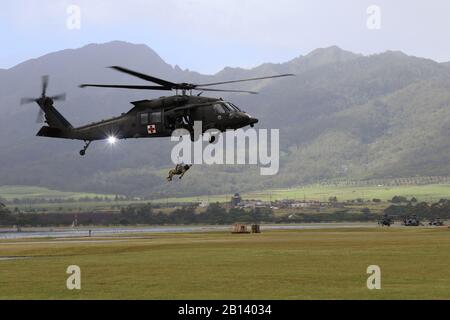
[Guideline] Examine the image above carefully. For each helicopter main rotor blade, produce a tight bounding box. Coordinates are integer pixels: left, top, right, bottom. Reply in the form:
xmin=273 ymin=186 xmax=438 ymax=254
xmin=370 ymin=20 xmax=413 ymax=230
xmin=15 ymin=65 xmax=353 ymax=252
xmin=109 ymin=66 xmax=177 ymax=88
xmin=195 ymin=88 xmax=258 ymax=94
xmin=36 ymin=109 xmax=45 ymax=124
xmin=79 ymin=84 xmax=172 ymax=91
xmin=81 ymin=67 xmax=294 ymax=94
xmin=196 ymin=74 xmax=295 ymax=87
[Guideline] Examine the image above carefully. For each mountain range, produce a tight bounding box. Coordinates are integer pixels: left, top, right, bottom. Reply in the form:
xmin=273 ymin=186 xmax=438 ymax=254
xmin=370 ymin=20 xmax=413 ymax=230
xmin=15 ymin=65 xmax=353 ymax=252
xmin=0 ymin=41 xmax=449 ymax=197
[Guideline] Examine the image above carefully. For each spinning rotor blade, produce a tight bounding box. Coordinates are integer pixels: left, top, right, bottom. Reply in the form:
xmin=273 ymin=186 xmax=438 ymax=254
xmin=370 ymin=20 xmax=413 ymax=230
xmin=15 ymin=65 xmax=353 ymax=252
xmin=50 ymin=93 xmax=66 ymax=101
xmin=79 ymin=84 xmax=172 ymax=91
xmin=20 ymin=97 xmax=38 ymax=105
xmin=80 ymin=66 xmax=295 ymax=94
xmin=195 ymin=88 xmax=258 ymax=94
xmin=196 ymin=74 xmax=295 ymax=87
xmin=20 ymin=75 xmax=66 ymax=121
xmin=36 ymin=109 xmax=45 ymax=123
xmin=41 ymin=75 xmax=49 ymax=97
xmin=109 ymin=66 xmax=177 ymax=88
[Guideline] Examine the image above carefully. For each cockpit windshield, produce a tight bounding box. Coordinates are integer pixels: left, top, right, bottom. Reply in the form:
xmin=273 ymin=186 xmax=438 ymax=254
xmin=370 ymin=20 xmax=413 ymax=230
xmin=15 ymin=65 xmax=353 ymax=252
xmin=213 ymin=103 xmax=227 ymax=114
xmin=213 ymin=102 xmax=242 ymax=114
xmin=224 ymin=102 xmax=241 ymax=112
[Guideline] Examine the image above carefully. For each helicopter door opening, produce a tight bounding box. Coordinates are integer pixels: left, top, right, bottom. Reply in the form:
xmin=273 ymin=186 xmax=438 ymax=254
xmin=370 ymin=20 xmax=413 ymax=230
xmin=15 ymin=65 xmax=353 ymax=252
xmin=182 ymin=114 xmax=193 ymax=126
xmin=165 ymin=111 xmax=193 ymax=131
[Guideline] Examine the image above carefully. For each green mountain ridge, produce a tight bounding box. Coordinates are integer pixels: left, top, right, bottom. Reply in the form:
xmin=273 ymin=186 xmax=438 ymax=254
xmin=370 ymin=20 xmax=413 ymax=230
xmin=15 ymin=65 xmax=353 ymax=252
xmin=0 ymin=42 xmax=449 ymax=197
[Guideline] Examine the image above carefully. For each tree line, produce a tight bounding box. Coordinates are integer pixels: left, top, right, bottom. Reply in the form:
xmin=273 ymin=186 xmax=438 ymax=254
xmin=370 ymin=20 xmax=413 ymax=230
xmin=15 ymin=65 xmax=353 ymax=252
xmin=384 ymin=199 xmax=450 ymax=219
xmin=1 ymin=200 xmax=449 ymax=228
xmin=0 ymin=203 xmax=274 ymax=227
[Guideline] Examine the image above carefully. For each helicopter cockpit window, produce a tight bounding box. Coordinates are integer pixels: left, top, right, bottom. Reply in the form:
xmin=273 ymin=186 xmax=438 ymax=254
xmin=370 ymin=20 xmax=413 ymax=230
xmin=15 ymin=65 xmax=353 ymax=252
xmin=222 ymin=103 xmax=233 ymax=112
xmin=140 ymin=113 xmax=149 ymax=125
xmin=150 ymin=111 xmax=162 ymax=123
xmin=231 ymin=103 xmax=241 ymax=111
xmin=225 ymin=102 xmax=240 ymax=112
xmin=213 ymin=103 xmax=227 ymax=114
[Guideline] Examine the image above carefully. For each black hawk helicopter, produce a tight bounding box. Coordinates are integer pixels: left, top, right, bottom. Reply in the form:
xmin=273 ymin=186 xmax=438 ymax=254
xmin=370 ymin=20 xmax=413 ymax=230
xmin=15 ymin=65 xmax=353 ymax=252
xmin=20 ymin=67 xmax=293 ymax=156
xmin=378 ymin=214 xmax=393 ymax=227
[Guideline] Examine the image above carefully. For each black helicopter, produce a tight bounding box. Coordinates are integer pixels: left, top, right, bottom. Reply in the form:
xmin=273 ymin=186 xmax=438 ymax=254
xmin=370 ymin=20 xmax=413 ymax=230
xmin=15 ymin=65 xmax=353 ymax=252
xmin=20 ymin=67 xmax=293 ymax=156
xmin=378 ymin=214 xmax=393 ymax=227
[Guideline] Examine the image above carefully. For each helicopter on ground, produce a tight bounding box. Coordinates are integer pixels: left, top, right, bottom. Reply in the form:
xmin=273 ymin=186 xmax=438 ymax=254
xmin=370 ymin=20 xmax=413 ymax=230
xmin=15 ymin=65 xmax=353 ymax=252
xmin=428 ymin=218 xmax=445 ymax=226
xmin=20 ymin=66 xmax=294 ymax=156
xmin=402 ymin=215 xmax=422 ymax=226
xmin=378 ymin=214 xmax=393 ymax=227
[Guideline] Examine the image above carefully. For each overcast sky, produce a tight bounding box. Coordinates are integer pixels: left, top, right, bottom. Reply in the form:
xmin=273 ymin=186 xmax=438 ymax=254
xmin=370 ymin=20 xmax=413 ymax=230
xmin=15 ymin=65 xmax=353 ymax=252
xmin=1 ymin=0 xmax=450 ymax=74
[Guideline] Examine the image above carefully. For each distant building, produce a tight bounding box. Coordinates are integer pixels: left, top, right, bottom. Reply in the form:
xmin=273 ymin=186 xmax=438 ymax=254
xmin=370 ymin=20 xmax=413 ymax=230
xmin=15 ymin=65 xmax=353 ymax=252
xmin=274 ymin=199 xmax=295 ymax=208
xmin=289 ymin=200 xmax=324 ymax=208
xmin=231 ymin=193 xmax=242 ymax=207
xmin=291 ymin=202 xmax=308 ymax=208
xmin=273 ymin=199 xmax=329 ymax=209
xmin=199 ymin=201 xmax=209 ymax=208
xmin=239 ymin=200 xmax=270 ymax=209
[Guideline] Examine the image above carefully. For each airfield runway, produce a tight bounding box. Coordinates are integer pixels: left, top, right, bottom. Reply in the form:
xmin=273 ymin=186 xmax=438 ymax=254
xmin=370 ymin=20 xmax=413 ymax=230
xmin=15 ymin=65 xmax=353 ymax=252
xmin=0 ymin=223 xmax=378 ymax=240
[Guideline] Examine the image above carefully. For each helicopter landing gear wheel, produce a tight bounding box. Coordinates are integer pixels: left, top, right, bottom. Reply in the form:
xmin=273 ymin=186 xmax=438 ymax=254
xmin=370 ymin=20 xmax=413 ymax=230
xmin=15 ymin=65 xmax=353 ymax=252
xmin=79 ymin=140 xmax=91 ymax=156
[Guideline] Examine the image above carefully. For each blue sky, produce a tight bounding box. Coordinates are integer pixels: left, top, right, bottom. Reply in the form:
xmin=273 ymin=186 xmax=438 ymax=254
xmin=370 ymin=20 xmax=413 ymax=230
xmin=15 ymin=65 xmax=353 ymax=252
xmin=1 ymin=0 xmax=450 ymax=74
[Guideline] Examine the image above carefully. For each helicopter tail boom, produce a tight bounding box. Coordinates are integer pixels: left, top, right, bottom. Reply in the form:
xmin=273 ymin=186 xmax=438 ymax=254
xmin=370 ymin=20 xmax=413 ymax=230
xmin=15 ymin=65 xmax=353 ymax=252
xmin=36 ymin=126 xmax=67 ymax=138
xmin=40 ymin=103 xmax=73 ymax=130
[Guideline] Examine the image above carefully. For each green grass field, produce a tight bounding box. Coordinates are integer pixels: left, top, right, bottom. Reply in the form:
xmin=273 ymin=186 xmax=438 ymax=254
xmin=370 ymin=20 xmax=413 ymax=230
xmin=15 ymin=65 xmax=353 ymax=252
xmin=242 ymin=184 xmax=450 ymax=202
xmin=164 ymin=183 xmax=450 ymax=204
xmin=0 ymin=186 xmax=114 ymax=201
xmin=1 ymin=227 xmax=449 ymax=299
xmin=1 ymin=184 xmax=449 ymax=212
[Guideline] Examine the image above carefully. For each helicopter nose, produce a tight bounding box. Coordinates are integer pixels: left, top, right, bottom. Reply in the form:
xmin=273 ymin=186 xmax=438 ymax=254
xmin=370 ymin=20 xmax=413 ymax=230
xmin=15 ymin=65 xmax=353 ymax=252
xmin=248 ymin=117 xmax=258 ymax=128
xmin=249 ymin=117 xmax=258 ymax=125
xmin=243 ymin=113 xmax=258 ymax=127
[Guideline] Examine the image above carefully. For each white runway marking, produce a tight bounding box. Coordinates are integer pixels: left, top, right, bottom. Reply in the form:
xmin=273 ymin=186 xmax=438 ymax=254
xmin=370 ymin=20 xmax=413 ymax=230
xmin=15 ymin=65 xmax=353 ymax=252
xmin=0 ymin=239 xmax=143 ymax=245
xmin=0 ymin=256 xmax=30 ymax=261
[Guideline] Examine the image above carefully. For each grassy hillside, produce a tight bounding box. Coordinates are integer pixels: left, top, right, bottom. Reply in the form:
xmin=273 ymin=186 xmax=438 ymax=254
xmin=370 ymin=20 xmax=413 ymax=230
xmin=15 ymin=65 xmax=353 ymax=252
xmin=1 ymin=43 xmax=450 ymax=197
xmin=0 ymin=186 xmax=113 ymax=201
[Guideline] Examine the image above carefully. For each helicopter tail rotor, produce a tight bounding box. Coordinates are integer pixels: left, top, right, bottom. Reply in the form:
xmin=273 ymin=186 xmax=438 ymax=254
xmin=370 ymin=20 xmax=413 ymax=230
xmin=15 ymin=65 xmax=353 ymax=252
xmin=20 ymin=76 xmax=66 ymax=123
